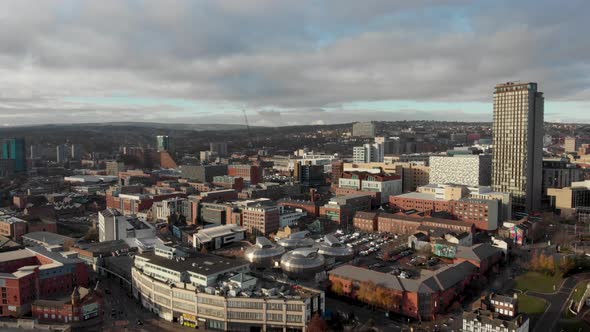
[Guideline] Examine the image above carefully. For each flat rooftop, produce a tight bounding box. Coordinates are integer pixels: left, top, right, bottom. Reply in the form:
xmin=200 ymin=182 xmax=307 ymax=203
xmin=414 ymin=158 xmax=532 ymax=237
xmin=139 ymin=252 xmax=249 ymax=276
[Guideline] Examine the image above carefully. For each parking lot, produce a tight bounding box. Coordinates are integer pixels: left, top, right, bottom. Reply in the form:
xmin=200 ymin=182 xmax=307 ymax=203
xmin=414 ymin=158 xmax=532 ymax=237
xmin=329 ymin=230 xmax=450 ymax=280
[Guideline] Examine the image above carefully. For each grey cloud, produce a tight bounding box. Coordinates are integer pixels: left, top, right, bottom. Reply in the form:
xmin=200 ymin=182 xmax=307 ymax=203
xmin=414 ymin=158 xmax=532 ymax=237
xmin=0 ymin=0 xmax=588 ymax=125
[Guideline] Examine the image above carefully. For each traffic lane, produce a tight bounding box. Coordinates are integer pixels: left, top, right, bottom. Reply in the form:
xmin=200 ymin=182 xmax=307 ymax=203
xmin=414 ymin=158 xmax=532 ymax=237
xmin=99 ymin=277 xmax=201 ymax=332
xmin=326 ymin=297 xmax=405 ymax=331
xmin=531 ymin=277 xmax=577 ymax=332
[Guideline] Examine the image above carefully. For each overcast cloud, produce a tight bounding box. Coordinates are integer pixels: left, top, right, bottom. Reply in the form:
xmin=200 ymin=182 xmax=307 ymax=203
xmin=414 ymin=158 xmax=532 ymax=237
xmin=0 ymin=0 xmax=589 ymax=126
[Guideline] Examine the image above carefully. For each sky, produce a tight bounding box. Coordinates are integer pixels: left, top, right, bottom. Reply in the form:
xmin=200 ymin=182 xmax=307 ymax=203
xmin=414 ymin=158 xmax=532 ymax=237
xmin=0 ymin=0 xmax=589 ymax=127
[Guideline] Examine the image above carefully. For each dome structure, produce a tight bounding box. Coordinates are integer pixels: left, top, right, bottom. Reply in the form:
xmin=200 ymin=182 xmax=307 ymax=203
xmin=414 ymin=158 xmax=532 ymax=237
xmin=244 ymin=237 xmax=285 ymax=267
xmin=280 ymin=248 xmax=325 ymax=279
xmin=313 ymin=234 xmax=354 ymax=262
xmin=276 ymin=231 xmax=315 ymax=249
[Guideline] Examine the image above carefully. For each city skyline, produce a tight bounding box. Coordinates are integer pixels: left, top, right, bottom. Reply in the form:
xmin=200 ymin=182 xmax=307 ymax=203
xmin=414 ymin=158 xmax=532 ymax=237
xmin=0 ymin=1 xmax=589 ymax=126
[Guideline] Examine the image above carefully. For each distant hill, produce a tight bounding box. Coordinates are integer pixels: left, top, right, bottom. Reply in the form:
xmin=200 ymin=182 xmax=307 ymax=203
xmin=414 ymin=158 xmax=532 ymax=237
xmin=2 ymin=122 xmax=255 ymax=131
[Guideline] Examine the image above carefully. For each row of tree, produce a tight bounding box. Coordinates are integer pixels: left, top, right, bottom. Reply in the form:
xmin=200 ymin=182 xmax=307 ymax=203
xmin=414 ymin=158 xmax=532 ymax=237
xmin=529 ymin=251 xmax=590 ymax=276
xmin=331 ymin=279 xmax=402 ymax=311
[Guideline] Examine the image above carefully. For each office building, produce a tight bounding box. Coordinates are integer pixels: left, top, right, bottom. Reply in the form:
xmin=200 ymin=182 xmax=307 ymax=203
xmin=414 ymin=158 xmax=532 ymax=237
xmin=542 ymin=158 xmax=584 ymax=204
xmin=564 ymin=136 xmax=579 ymax=153
xmin=352 ymin=122 xmax=376 ymax=137
xmin=152 ymin=197 xmax=192 ymax=221
xmin=320 ymin=194 xmax=372 ymax=224
xmin=353 ymin=143 xmax=384 ymax=163
xmin=336 ymin=171 xmax=402 ymax=204
xmin=209 ymin=142 xmax=228 ymax=157
xmin=98 ymin=208 xmax=155 ymax=242
xmin=228 ymin=164 xmax=262 ymax=184
xmin=156 ymin=135 xmax=171 ymax=152
xmin=181 ymin=164 xmax=228 ymax=183
xmin=430 ymin=155 xmax=492 ymax=187
xmin=492 ymin=82 xmax=544 ymax=212
xmin=242 ymin=204 xmax=280 ymax=236
xmin=70 ymin=144 xmax=84 ymax=160
xmin=0 ymin=159 xmax=15 ymax=178
xmin=547 ymin=180 xmax=590 ymax=216
xmin=2 ymin=138 xmax=26 ymax=173
xmin=56 ymin=144 xmax=70 ymax=163
xmin=105 ymin=160 xmax=125 ymax=176
xmin=390 ymin=188 xmax=501 ymax=231
xmin=192 ymin=224 xmax=246 ymax=250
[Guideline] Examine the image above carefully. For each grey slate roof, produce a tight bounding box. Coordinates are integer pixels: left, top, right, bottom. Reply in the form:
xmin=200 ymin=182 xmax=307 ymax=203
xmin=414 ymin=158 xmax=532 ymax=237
xmin=329 ymin=261 xmax=477 ymax=294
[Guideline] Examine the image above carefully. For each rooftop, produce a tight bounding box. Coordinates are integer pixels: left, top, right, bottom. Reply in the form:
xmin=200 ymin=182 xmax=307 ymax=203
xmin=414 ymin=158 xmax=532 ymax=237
xmin=138 ymin=252 xmax=249 ymax=277
xmin=22 ymin=232 xmax=75 ymax=246
xmin=455 ymin=243 xmax=503 ymax=263
xmin=330 ymin=261 xmax=477 ymax=294
xmin=194 ymin=224 xmax=246 ymax=244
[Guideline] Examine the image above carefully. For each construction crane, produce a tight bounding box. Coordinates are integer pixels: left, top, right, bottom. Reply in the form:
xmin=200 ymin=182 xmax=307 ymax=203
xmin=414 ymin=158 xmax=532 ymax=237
xmin=242 ymin=109 xmax=254 ymax=148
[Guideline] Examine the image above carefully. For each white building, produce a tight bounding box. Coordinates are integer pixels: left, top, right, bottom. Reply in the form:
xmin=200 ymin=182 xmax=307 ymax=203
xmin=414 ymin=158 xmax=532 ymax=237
xmin=430 ymin=155 xmax=492 ymax=187
xmin=339 ymin=177 xmax=402 ymax=204
xmin=192 ymin=224 xmax=246 ymax=250
xmin=152 ymin=197 xmax=192 ymax=221
xmin=278 ymin=206 xmax=307 ymax=228
xmin=98 ymin=208 xmax=155 ymax=242
xmin=353 ymin=143 xmax=384 ymax=163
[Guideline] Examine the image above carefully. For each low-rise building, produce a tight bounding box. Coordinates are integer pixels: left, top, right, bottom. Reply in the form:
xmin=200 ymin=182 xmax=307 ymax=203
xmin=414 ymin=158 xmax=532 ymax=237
xmin=98 ymin=208 xmax=155 ymax=242
xmin=353 ymin=211 xmax=379 ymax=232
xmin=320 ymin=194 xmax=372 ymax=225
xmin=329 ymin=261 xmax=477 ymax=321
xmin=193 ymin=224 xmax=246 ymax=250
xmin=32 ymin=286 xmax=104 ymax=324
xmin=0 ymin=247 xmax=90 ymax=317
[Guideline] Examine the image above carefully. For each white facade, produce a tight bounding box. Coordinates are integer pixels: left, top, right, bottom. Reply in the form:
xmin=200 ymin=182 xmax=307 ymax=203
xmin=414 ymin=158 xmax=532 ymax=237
xmin=430 ymin=155 xmax=492 ymax=187
xmin=99 ymin=209 xmax=155 ymax=242
xmin=279 ymin=208 xmax=307 ymax=227
xmin=353 ymin=143 xmax=384 ymax=163
xmin=153 ymin=197 xmax=190 ymax=221
xmin=362 ymin=179 xmax=402 ymax=203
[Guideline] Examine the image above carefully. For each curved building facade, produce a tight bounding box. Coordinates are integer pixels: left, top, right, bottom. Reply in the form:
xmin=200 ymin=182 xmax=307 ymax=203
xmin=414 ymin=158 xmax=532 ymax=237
xmin=276 ymin=231 xmax=315 ymax=250
xmin=131 ymin=253 xmax=324 ymax=332
xmin=244 ymin=237 xmax=286 ymax=268
xmin=280 ymin=248 xmax=325 ymax=279
xmin=313 ymin=235 xmax=354 ymax=262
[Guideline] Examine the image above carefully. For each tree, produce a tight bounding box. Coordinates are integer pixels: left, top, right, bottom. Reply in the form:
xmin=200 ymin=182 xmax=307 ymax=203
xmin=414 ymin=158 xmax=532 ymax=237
xmin=308 ymin=313 xmax=328 ymax=332
xmin=83 ymin=227 xmax=98 ymax=242
xmin=331 ymin=280 xmax=345 ymax=296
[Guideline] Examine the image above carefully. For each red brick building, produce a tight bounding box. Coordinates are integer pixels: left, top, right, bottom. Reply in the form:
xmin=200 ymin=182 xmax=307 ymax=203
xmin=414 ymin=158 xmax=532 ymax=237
xmin=228 ymin=164 xmax=262 ymax=185
xmin=366 ymin=212 xmax=476 ymax=235
xmin=0 ymin=217 xmax=27 ymax=241
xmin=242 ymin=204 xmax=280 ymax=236
xmin=0 ymin=247 xmax=90 ymax=317
xmin=32 ymin=286 xmax=103 ymax=324
xmin=353 ymin=211 xmax=379 ymax=232
xmin=278 ymin=199 xmax=319 ymax=217
xmin=329 ymin=261 xmax=477 ymax=321
xmin=389 ymin=193 xmax=500 ymax=231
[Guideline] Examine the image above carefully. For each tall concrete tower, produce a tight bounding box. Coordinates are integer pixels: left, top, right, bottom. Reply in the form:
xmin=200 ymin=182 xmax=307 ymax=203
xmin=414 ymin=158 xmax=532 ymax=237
xmin=491 ymin=82 xmax=544 ymax=213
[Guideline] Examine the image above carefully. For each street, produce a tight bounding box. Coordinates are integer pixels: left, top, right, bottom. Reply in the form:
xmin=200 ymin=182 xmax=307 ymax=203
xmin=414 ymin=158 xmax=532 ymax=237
xmin=78 ymin=276 xmax=202 ymax=332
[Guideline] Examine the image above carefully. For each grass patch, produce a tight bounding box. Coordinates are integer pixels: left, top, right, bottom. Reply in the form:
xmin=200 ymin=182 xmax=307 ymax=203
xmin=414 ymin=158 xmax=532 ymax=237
xmin=515 ymin=271 xmax=563 ymax=293
xmin=518 ymin=294 xmax=547 ymax=315
xmin=556 ymin=318 xmax=589 ymax=332
xmin=572 ymin=281 xmax=588 ymax=305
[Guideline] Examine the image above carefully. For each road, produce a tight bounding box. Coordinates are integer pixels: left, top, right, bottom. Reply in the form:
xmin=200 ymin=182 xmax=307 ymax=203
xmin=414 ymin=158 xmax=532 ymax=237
xmin=528 ymin=273 xmax=590 ymax=332
xmin=78 ymin=276 xmax=202 ymax=332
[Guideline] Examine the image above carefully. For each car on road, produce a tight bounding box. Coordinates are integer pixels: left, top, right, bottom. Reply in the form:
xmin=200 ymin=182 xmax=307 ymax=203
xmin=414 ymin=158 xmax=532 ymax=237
xmin=136 ymin=319 xmax=143 ymax=325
